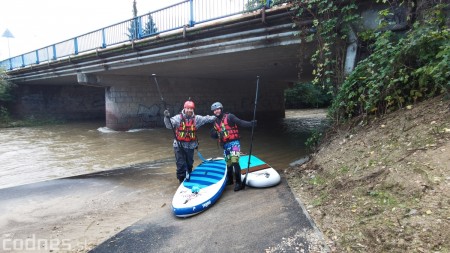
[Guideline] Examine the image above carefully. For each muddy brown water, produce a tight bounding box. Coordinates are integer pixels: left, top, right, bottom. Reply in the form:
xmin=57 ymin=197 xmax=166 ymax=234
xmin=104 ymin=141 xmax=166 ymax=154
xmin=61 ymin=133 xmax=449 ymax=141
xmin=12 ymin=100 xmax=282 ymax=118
xmin=0 ymin=110 xmax=327 ymax=189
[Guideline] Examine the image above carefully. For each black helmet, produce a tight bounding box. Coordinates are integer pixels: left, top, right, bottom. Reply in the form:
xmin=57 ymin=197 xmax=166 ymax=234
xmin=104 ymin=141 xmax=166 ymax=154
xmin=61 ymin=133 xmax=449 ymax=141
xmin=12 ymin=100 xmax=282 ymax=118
xmin=211 ymin=102 xmax=223 ymax=111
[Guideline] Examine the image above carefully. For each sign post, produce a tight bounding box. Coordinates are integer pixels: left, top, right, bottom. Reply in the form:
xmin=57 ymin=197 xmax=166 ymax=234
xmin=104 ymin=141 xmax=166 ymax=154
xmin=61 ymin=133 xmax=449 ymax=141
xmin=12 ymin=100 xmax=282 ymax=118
xmin=2 ymin=29 xmax=15 ymax=58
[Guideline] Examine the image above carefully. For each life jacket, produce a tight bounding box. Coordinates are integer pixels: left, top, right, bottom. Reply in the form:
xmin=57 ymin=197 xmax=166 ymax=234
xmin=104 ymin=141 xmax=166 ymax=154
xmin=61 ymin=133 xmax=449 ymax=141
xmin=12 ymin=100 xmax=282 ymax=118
xmin=214 ymin=113 xmax=240 ymax=143
xmin=176 ymin=114 xmax=197 ymax=142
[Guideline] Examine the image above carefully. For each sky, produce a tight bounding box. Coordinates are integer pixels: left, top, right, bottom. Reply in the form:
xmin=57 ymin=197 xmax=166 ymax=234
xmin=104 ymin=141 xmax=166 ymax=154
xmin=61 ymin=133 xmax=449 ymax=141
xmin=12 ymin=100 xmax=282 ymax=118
xmin=0 ymin=0 xmax=179 ymax=60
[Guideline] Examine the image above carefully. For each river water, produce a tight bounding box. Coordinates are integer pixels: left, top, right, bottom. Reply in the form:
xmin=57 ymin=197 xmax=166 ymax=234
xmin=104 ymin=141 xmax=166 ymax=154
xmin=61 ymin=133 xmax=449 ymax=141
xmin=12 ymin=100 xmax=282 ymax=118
xmin=0 ymin=109 xmax=327 ymax=189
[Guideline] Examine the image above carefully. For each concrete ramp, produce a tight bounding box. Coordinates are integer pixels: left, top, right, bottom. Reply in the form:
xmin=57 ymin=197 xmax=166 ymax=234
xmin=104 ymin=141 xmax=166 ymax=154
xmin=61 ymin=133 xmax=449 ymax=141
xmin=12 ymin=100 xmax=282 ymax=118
xmin=90 ymin=177 xmax=328 ymax=253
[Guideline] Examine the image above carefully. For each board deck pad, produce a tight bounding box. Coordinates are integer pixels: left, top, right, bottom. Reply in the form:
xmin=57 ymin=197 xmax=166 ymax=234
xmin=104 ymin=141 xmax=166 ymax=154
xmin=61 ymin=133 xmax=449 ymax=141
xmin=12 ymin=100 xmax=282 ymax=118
xmin=238 ymin=155 xmax=271 ymax=174
xmin=239 ymin=155 xmax=281 ymax=188
xmin=183 ymin=162 xmax=225 ymax=189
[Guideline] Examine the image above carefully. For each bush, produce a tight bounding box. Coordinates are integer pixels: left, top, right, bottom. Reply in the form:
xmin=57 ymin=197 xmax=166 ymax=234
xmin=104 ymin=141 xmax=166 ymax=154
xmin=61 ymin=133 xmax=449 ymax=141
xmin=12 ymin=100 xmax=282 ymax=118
xmin=0 ymin=68 xmax=16 ymax=125
xmin=0 ymin=106 xmax=10 ymax=122
xmin=330 ymin=5 xmax=450 ymax=122
xmin=0 ymin=68 xmax=15 ymax=103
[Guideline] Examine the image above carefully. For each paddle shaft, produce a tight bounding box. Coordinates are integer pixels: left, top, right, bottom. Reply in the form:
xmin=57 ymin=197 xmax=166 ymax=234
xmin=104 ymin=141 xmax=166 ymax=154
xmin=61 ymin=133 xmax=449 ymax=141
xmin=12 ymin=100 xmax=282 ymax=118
xmin=243 ymin=76 xmax=259 ymax=187
xmin=196 ymin=149 xmax=208 ymax=163
xmin=153 ymin=75 xmax=193 ymax=178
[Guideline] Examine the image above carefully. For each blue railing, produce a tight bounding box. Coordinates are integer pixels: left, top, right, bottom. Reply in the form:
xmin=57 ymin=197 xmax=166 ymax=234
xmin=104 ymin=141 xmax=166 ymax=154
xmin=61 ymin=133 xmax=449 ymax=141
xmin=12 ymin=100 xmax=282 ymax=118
xmin=1 ymin=0 xmax=281 ymax=71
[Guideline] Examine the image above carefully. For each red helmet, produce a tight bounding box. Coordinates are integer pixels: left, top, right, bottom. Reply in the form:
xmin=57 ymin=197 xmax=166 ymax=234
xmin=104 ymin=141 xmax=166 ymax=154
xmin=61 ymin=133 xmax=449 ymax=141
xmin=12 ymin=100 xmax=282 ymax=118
xmin=184 ymin=100 xmax=195 ymax=109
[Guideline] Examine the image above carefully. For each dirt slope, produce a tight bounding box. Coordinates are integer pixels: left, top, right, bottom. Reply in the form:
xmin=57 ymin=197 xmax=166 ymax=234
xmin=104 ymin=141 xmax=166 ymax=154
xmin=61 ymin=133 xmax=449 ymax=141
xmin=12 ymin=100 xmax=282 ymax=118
xmin=285 ymin=95 xmax=450 ymax=252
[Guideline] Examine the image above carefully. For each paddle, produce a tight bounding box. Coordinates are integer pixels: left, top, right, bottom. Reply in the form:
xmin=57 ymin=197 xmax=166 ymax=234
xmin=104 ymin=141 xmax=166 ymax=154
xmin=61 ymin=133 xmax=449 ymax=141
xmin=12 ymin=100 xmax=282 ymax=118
xmin=196 ymin=149 xmax=208 ymax=163
xmin=242 ymin=75 xmax=259 ymax=189
xmin=153 ymin=74 xmax=193 ymax=181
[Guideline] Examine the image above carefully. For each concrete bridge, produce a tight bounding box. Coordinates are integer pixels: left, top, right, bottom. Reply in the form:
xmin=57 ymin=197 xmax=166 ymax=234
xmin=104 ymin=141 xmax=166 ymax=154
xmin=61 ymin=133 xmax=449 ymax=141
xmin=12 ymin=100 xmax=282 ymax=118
xmin=3 ymin=1 xmax=401 ymax=130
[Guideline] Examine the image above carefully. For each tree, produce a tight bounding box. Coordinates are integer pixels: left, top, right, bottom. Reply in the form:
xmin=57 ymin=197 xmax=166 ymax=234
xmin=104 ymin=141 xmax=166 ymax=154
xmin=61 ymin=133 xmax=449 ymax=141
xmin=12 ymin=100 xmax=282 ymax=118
xmin=128 ymin=0 xmax=158 ymax=39
xmin=143 ymin=14 xmax=158 ymax=36
xmin=128 ymin=0 xmax=139 ymax=40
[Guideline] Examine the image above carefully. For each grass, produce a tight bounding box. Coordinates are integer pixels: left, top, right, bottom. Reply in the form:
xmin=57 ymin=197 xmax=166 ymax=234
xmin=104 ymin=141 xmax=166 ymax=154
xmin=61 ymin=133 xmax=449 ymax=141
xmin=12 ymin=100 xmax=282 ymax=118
xmin=367 ymin=190 xmax=398 ymax=206
xmin=309 ymin=175 xmax=326 ymax=186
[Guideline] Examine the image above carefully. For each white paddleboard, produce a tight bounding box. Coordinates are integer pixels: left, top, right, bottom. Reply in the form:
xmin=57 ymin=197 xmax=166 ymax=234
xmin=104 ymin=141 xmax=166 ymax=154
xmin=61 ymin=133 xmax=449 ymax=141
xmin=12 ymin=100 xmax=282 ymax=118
xmin=172 ymin=158 xmax=227 ymax=218
xmin=239 ymin=155 xmax=281 ymax=188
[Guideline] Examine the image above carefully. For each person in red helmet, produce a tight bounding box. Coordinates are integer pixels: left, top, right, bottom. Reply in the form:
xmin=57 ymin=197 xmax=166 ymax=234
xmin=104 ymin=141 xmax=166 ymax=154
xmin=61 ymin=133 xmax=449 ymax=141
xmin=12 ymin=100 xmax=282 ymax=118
xmin=209 ymin=102 xmax=256 ymax=191
xmin=164 ymin=100 xmax=216 ymax=183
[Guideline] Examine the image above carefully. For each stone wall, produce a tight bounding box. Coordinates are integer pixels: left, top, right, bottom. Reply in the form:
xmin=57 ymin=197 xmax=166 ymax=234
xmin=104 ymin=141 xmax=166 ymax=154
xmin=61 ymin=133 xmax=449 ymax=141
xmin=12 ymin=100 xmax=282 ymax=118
xmin=12 ymin=85 xmax=105 ymax=121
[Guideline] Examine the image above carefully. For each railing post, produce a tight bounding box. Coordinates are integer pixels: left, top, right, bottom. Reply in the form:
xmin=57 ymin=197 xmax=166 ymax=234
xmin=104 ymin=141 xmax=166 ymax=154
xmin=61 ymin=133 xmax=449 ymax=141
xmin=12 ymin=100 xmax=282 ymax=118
xmin=35 ymin=50 xmax=40 ymax=64
xmin=101 ymin=28 xmax=106 ymax=48
xmin=21 ymin=55 xmax=25 ymax=67
xmin=46 ymin=47 xmax=51 ymax=62
xmin=138 ymin=16 xmax=142 ymax=39
xmin=52 ymin=45 xmax=57 ymax=61
xmin=8 ymin=59 xmax=13 ymax=70
xmin=133 ymin=17 xmax=139 ymax=40
xmin=74 ymin=37 xmax=79 ymax=55
xmin=189 ymin=0 xmax=195 ymax=27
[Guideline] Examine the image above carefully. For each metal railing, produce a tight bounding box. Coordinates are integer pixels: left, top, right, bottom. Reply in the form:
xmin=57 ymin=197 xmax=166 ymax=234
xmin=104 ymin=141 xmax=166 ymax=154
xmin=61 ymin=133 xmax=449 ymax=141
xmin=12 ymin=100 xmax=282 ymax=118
xmin=1 ymin=0 xmax=284 ymax=71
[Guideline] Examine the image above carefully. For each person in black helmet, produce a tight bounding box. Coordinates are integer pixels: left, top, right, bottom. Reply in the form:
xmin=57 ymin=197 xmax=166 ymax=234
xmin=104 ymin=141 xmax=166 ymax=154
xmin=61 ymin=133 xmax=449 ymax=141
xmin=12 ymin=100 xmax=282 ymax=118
xmin=164 ymin=100 xmax=216 ymax=183
xmin=210 ymin=102 xmax=256 ymax=191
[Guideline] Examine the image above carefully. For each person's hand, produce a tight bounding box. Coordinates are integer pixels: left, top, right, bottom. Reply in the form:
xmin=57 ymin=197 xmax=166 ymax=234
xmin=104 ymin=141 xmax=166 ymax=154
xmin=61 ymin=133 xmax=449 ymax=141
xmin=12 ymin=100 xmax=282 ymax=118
xmin=164 ymin=110 xmax=170 ymax=118
xmin=210 ymin=128 xmax=218 ymax=139
xmin=252 ymin=120 xmax=257 ymax=127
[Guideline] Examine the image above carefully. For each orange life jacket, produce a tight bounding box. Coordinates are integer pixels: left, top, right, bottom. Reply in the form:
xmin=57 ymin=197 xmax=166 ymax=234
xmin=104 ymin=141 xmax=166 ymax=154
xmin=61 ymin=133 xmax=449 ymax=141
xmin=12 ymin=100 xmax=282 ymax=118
xmin=213 ymin=114 xmax=240 ymax=143
xmin=176 ymin=114 xmax=197 ymax=142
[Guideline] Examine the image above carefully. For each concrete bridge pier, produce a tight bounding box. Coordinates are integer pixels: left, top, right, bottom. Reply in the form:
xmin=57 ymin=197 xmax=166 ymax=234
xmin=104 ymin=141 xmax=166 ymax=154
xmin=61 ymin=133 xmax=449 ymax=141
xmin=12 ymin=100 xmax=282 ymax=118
xmin=78 ymin=74 xmax=287 ymax=131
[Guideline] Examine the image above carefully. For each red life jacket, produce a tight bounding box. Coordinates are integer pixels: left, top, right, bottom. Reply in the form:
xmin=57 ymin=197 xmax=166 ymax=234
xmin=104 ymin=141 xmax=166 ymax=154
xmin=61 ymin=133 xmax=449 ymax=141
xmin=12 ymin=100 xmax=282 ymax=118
xmin=176 ymin=114 xmax=197 ymax=142
xmin=214 ymin=114 xmax=240 ymax=143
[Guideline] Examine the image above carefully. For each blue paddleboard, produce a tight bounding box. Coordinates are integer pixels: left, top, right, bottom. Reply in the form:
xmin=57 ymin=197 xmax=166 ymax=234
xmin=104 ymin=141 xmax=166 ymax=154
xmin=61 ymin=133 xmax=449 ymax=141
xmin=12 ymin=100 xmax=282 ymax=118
xmin=171 ymin=158 xmax=227 ymax=217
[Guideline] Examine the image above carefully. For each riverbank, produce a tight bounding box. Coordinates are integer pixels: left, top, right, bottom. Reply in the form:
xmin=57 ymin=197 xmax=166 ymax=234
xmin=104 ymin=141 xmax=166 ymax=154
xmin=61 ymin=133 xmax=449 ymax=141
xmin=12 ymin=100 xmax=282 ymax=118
xmin=285 ymin=95 xmax=450 ymax=252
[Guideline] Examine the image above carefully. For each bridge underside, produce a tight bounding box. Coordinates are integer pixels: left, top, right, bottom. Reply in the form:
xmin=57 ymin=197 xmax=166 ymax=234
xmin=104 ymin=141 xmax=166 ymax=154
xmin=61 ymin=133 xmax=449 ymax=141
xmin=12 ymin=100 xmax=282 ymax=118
xmin=8 ymin=5 xmax=316 ymax=130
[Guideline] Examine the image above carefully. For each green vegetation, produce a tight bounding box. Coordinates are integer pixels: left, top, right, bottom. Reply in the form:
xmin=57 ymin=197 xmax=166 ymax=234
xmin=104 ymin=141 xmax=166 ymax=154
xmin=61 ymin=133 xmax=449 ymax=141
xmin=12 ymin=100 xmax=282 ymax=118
xmin=287 ymin=2 xmax=450 ymax=252
xmin=0 ymin=68 xmax=15 ymax=103
xmin=291 ymin=1 xmax=449 ymax=123
xmin=0 ymin=105 xmax=11 ymax=122
xmin=1 ymin=68 xmax=64 ymax=128
xmin=291 ymin=1 xmax=449 ymax=157
xmin=0 ymin=67 xmax=15 ymax=124
xmin=331 ymin=4 xmax=450 ymax=122
xmin=311 ymin=192 xmax=328 ymax=206
xmin=128 ymin=0 xmax=158 ymax=40
xmin=285 ymin=82 xmax=331 ymax=109
xmin=292 ymin=0 xmax=359 ymax=97
xmin=309 ymin=175 xmax=326 ymax=186
xmin=305 ymin=129 xmax=324 ymax=151
xmin=368 ymin=190 xmax=398 ymax=206
xmin=245 ymin=0 xmax=266 ymax=10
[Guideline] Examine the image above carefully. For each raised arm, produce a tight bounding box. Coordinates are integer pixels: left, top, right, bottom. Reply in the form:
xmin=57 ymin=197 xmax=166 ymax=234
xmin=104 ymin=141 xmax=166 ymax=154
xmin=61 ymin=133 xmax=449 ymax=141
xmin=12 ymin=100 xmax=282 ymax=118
xmin=195 ymin=115 xmax=216 ymax=128
xmin=164 ymin=114 xmax=181 ymax=129
xmin=228 ymin=114 xmax=254 ymax=128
